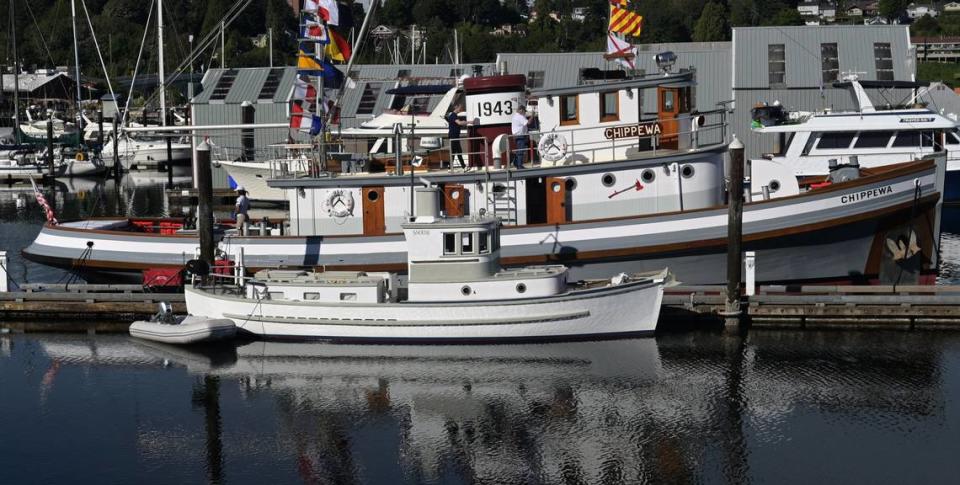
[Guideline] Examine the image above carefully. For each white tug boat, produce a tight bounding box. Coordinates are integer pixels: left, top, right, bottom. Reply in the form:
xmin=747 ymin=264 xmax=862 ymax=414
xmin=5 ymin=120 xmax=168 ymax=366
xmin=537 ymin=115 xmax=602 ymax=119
xmin=185 ymin=187 xmax=670 ymax=343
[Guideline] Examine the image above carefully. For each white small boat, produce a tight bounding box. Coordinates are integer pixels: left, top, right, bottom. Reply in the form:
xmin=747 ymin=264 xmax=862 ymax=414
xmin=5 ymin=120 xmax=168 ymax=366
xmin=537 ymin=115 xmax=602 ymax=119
xmin=185 ymin=187 xmax=671 ymax=343
xmin=129 ymin=303 xmax=237 ymax=344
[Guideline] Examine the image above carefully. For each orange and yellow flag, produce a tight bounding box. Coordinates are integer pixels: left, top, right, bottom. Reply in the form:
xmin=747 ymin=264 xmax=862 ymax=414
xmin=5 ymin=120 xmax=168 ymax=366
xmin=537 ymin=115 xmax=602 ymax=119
xmin=609 ymin=1 xmax=643 ymax=37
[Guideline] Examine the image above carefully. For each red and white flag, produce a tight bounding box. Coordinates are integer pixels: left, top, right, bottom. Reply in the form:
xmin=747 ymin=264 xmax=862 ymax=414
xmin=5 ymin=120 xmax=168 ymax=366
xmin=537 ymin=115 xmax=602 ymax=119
xmin=606 ymin=33 xmax=636 ymax=70
xmin=318 ymin=0 xmax=339 ymax=25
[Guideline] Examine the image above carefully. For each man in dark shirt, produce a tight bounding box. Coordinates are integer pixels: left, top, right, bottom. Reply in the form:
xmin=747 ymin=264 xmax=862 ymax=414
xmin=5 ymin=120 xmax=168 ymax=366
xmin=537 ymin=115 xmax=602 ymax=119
xmin=446 ymin=104 xmax=471 ymax=170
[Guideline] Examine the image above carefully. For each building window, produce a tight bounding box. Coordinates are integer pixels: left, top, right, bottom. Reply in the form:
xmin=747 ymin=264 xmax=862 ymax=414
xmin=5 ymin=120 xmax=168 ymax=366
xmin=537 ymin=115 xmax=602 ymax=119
xmin=768 ymin=44 xmax=786 ymax=87
xmin=560 ymin=95 xmax=578 ymax=125
xmin=821 ymin=43 xmax=839 ymax=84
xmin=874 ymin=43 xmax=894 ymax=81
xmin=357 ymin=82 xmax=383 ymax=115
xmin=527 ymin=71 xmax=545 ymax=89
xmin=600 ymin=91 xmax=619 ymax=122
xmin=397 ymin=69 xmax=411 ymax=78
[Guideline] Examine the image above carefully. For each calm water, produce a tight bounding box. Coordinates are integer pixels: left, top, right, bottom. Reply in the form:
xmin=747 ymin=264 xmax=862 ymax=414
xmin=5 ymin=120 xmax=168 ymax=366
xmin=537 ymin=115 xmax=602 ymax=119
xmin=2 ymin=179 xmax=960 ymax=483
xmin=1 ymin=331 xmax=960 ymax=483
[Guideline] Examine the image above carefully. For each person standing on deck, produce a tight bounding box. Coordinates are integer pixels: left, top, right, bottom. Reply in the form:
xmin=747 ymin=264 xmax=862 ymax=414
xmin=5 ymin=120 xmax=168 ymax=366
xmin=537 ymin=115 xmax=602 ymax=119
xmin=511 ymin=106 xmax=531 ymax=169
xmin=446 ymin=104 xmax=471 ymax=170
xmin=235 ymin=186 xmax=250 ymax=235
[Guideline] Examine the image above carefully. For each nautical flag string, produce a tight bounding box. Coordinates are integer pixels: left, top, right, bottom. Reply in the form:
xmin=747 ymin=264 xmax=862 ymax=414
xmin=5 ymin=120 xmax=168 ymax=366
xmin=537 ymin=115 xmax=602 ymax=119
xmin=325 ymin=29 xmax=351 ymax=62
xmin=609 ymin=2 xmax=643 ymax=37
xmin=317 ymin=0 xmax=339 ymax=25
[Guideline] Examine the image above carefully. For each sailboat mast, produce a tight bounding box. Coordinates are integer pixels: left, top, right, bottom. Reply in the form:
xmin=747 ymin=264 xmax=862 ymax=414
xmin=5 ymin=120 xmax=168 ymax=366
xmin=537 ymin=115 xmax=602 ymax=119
xmin=70 ymin=0 xmax=82 ymax=139
xmin=10 ymin=0 xmax=20 ymax=144
xmin=157 ymin=0 xmax=166 ymax=126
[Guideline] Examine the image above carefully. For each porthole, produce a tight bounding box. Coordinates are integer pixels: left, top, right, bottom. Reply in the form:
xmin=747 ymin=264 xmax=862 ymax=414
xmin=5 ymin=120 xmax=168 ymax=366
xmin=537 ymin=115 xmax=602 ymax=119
xmin=367 ymin=190 xmax=380 ymax=202
xmin=461 ymin=285 xmax=472 ymax=296
xmin=769 ymin=179 xmax=781 ymax=192
xmin=516 ymin=283 xmax=527 ymax=294
xmin=565 ymin=178 xmax=577 ymax=191
xmin=451 ymin=190 xmax=461 ymax=200
xmin=601 ymin=173 xmax=616 ymax=187
xmin=551 ymin=181 xmax=562 ymax=193
xmin=641 ymin=169 xmax=656 ymax=183
xmin=681 ymin=164 xmax=695 ymax=179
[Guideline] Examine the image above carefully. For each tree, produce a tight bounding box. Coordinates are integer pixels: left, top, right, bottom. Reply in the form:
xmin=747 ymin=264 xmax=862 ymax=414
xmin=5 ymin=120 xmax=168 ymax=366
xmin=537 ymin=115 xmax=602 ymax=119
xmin=878 ymin=0 xmax=909 ymax=20
xmin=692 ymin=2 xmax=729 ymax=42
xmin=767 ymin=8 xmax=805 ymax=26
xmin=911 ymin=14 xmax=941 ymax=36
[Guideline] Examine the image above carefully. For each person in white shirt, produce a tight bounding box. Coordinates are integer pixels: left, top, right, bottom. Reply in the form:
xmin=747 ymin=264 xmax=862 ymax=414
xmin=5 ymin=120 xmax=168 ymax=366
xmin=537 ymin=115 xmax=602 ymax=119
xmin=234 ymin=186 xmax=250 ymax=235
xmin=511 ymin=106 xmax=530 ymax=169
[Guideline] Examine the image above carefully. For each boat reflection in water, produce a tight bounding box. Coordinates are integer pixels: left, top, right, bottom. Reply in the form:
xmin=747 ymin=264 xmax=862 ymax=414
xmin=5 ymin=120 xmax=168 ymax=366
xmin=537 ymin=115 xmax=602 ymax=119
xmin=13 ymin=330 xmax=955 ymax=483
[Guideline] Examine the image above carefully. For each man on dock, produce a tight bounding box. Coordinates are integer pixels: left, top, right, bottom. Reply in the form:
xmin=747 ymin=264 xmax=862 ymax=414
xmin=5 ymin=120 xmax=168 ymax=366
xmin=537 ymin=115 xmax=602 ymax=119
xmin=235 ymin=186 xmax=250 ymax=235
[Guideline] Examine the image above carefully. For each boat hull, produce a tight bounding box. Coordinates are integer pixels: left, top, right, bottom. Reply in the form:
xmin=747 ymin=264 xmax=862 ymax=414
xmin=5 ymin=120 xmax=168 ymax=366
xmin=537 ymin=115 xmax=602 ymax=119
xmin=129 ymin=316 xmax=237 ymax=344
xmin=184 ymin=276 xmax=664 ymax=342
xmin=216 ymin=160 xmax=285 ymax=202
xmin=22 ymin=159 xmax=946 ymax=286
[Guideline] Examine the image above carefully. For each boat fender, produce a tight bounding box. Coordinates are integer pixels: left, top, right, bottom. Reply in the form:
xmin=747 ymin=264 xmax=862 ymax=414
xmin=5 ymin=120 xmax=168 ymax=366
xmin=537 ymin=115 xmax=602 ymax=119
xmin=75 ymin=151 xmax=85 ymax=162
xmin=185 ymin=259 xmax=210 ymax=278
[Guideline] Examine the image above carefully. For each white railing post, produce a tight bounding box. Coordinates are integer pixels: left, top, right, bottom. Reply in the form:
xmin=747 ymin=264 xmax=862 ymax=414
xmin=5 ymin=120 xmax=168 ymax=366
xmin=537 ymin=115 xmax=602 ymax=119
xmin=745 ymin=251 xmax=756 ymax=296
xmin=0 ymin=251 xmax=7 ymax=292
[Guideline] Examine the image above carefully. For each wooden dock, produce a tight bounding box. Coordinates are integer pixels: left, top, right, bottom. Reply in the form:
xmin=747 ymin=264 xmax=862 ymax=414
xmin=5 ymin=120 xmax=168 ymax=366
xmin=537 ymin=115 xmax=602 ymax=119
xmin=1 ymin=283 xmax=960 ymax=334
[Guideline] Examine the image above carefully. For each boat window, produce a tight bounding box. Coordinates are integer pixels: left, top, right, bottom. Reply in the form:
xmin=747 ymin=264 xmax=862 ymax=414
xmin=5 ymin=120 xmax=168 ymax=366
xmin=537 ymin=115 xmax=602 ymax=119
xmin=821 ymin=43 xmax=839 ymax=84
xmin=800 ymin=134 xmax=817 ymax=156
xmin=478 ymin=231 xmax=489 ymax=254
xmin=661 ymin=90 xmax=675 ymax=112
xmin=874 ymin=43 xmax=894 ymax=81
xmin=921 ymin=131 xmax=936 ymax=148
xmin=304 ymin=292 xmax=322 ymax=300
xmin=950 ymin=130 xmax=960 ymax=145
xmin=268 ymin=292 xmax=284 ymax=300
xmin=339 ymin=293 xmax=357 ymax=301
xmin=892 ymin=131 xmax=921 ymax=148
xmin=815 ymin=132 xmax=855 ymax=150
xmin=853 ymin=131 xmax=893 ymax=148
xmin=461 ymin=232 xmax=474 ymax=254
xmin=601 ymin=91 xmax=619 ymax=122
xmin=768 ymin=44 xmax=786 ymax=87
xmin=444 ymin=233 xmax=456 ymax=255
xmin=560 ymin=95 xmax=579 ymax=125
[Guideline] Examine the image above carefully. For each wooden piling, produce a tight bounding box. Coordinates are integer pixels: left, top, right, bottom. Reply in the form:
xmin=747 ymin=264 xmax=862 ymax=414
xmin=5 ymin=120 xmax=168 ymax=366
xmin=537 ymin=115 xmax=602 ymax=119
xmin=196 ymin=141 xmax=215 ymax=266
xmin=725 ymin=136 xmax=745 ymax=332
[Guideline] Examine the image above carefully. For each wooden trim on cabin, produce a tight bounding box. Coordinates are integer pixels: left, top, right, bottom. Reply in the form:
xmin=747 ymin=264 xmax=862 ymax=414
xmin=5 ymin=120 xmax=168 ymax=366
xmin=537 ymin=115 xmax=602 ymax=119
xmin=559 ymin=95 xmax=579 ymax=126
xmin=600 ymin=91 xmax=619 ymax=123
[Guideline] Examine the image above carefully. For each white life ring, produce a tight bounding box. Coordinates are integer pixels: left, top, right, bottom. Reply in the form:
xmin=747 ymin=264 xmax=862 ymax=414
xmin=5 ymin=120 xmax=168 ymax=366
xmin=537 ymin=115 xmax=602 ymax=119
xmin=538 ymin=132 xmax=568 ymax=163
xmin=324 ymin=189 xmax=355 ymax=218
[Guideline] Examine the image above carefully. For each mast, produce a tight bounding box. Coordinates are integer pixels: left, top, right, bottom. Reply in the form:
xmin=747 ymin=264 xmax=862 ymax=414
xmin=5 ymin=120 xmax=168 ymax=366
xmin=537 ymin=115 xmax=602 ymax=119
xmin=70 ymin=0 xmax=83 ymax=142
xmin=158 ymin=0 xmax=166 ymax=126
xmin=10 ymin=0 xmax=20 ymax=144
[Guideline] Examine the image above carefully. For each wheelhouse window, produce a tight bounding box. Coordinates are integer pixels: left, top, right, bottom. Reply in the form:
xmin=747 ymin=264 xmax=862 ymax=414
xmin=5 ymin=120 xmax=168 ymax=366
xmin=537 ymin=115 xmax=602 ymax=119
xmin=821 ymin=43 xmax=839 ymax=84
xmin=892 ymin=131 xmax=920 ymax=148
xmin=874 ymin=43 xmax=894 ymax=81
xmin=949 ymin=129 xmax=960 ymax=145
xmin=600 ymin=91 xmax=619 ymax=122
xmin=478 ymin=231 xmax=489 ymax=254
xmin=560 ymin=95 xmax=579 ymax=125
xmin=853 ymin=131 xmax=893 ymax=149
xmin=768 ymin=44 xmax=786 ymax=87
xmin=815 ymin=132 xmax=855 ymax=150
xmin=461 ymin=232 xmax=474 ymax=254
xmin=443 ymin=233 xmax=456 ymax=255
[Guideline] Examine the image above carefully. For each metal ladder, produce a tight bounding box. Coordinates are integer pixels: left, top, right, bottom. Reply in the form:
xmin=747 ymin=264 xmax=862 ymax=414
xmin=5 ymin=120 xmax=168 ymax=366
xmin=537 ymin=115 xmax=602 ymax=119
xmin=489 ymin=179 xmax=519 ymax=225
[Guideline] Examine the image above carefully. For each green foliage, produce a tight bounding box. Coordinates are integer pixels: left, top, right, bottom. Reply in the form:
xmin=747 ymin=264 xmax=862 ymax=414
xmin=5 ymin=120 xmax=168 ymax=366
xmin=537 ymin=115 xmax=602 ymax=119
xmin=917 ymin=62 xmax=960 ymax=88
xmin=912 ymin=14 xmax=941 ymax=36
xmin=878 ymin=0 xmax=909 ymax=20
xmin=692 ymin=2 xmax=729 ymax=42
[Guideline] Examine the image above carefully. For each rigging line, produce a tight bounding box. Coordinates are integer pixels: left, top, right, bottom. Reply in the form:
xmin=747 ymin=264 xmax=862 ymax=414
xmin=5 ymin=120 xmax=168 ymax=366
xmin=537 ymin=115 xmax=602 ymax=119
xmin=79 ymin=0 xmax=116 ymax=113
xmin=161 ymin=0 xmax=188 ymax=70
xmin=121 ymin=0 xmax=156 ymax=129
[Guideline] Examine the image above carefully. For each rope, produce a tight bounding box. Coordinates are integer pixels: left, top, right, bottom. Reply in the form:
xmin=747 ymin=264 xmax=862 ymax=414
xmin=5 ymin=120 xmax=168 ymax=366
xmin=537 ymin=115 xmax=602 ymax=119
xmin=79 ymin=0 xmax=117 ymax=109
xmin=121 ymin=0 xmax=156 ymax=129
